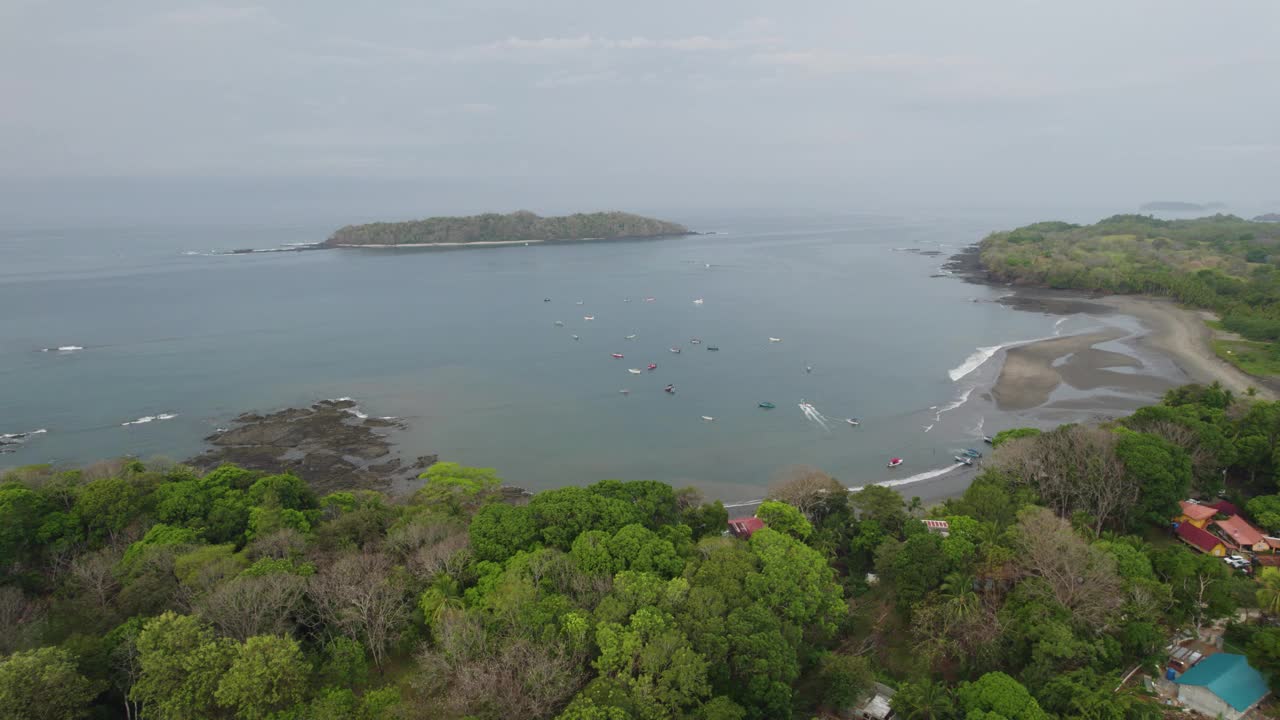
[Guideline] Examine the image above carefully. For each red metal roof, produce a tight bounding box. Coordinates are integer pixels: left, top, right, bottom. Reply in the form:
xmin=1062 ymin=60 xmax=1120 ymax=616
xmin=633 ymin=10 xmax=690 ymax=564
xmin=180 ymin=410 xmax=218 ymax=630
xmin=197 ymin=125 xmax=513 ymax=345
xmin=1179 ymin=501 xmax=1217 ymax=521
xmin=1176 ymin=522 xmax=1224 ymax=554
xmin=727 ymin=516 xmax=765 ymax=538
xmin=1214 ymin=516 xmax=1265 ymax=548
xmin=1207 ymin=500 xmax=1240 ymax=516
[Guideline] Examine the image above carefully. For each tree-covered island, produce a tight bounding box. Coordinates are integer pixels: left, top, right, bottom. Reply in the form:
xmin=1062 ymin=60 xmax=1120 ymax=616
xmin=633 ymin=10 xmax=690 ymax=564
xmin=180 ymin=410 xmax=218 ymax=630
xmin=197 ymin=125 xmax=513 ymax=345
xmin=325 ymin=211 xmax=691 ymax=248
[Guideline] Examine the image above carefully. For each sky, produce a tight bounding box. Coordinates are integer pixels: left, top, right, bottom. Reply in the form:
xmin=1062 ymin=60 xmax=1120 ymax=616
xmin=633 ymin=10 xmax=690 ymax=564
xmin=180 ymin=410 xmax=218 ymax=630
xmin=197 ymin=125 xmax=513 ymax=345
xmin=2 ymin=0 xmax=1278 ymax=220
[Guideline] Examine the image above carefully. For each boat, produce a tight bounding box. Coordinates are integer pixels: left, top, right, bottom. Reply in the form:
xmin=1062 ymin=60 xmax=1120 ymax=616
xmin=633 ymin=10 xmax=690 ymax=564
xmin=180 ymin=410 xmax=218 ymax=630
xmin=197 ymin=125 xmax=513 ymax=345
xmin=954 ymin=455 xmax=973 ymax=466
xmin=624 ymin=298 xmax=631 ymax=303
xmin=628 ymin=368 xmax=642 ymax=374
xmin=887 ymin=457 xmax=904 ymax=468
xmin=982 ymin=435 xmax=995 ymax=445
xmin=625 ymin=334 xmax=637 ymax=340
xmin=768 ymin=337 xmax=782 ymax=343
xmin=845 ymin=418 xmax=860 ymax=426
xmin=554 ymin=321 xmax=564 ymax=326
xmin=647 ymin=363 xmax=657 ymax=370
xmin=805 ymin=365 xmax=813 ymax=374
xmin=690 ymin=338 xmax=702 ymax=345
xmin=572 ymin=335 xmax=580 ymax=340
xmin=611 ymin=353 xmax=624 ymax=359
xmin=670 ymin=347 xmax=681 ymax=354
xmin=693 ymin=298 xmax=704 ymax=305
xmin=701 ymin=416 xmax=715 ymax=422
xmin=576 ymin=301 xmax=584 ymax=305
xmin=707 ymin=346 xmax=720 ymax=351
xmin=962 ymin=448 xmax=983 ymax=458
xmin=619 ymin=389 xmax=629 ymax=394
xmin=584 ymin=315 xmax=595 ymax=321
xmin=664 ymin=384 xmax=676 ymax=394
xmin=644 ymin=297 xmax=656 ymax=302
xmin=543 ymin=298 xmax=551 ymax=302
xmin=758 ymin=402 xmax=776 ymax=409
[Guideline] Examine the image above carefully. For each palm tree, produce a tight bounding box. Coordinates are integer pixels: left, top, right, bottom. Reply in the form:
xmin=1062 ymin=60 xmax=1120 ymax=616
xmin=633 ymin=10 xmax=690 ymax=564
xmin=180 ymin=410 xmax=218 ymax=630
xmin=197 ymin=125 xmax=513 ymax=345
xmin=939 ymin=572 xmax=980 ymax=623
xmin=892 ymin=680 xmax=954 ymax=720
xmin=1258 ymin=567 xmax=1280 ymax=617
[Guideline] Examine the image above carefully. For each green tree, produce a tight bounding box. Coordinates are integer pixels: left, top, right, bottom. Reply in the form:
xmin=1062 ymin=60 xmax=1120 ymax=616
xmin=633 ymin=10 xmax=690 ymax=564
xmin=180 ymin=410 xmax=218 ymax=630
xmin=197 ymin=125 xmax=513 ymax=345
xmin=75 ymin=476 xmax=149 ymax=545
xmin=0 ymin=646 xmax=100 ymax=720
xmin=0 ymin=484 xmax=44 ymax=570
xmin=594 ymin=607 xmax=711 ymax=719
xmin=1247 ymin=627 xmax=1280 ymax=692
xmin=414 ymin=462 xmax=502 ymax=515
xmin=956 ymin=672 xmax=1049 ymax=720
xmin=991 ymin=428 xmax=1041 ymax=447
xmin=747 ymin=529 xmax=845 ymax=634
xmin=214 ymin=635 xmax=311 ymax=720
xmin=131 ymin=612 xmax=234 ymax=720
xmin=892 ymin=680 xmax=956 ymax=720
xmin=850 ymin=485 xmax=908 ymax=537
xmin=528 ymin=487 xmax=641 ymax=550
xmin=1246 ymin=495 xmax=1280 ymax=533
xmin=813 ymin=652 xmax=873 ymax=710
xmin=1114 ymin=429 xmax=1191 ymax=527
xmin=469 ymin=502 xmax=539 ymax=562
xmin=754 ymin=501 xmax=813 ymax=540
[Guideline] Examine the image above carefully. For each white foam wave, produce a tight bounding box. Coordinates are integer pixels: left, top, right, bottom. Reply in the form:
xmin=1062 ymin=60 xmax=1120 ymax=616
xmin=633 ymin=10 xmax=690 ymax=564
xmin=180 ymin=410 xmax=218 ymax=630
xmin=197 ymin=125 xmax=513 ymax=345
xmin=849 ymin=463 xmax=963 ymax=492
xmin=1 ymin=428 xmax=47 ymax=440
xmin=122 ymin=413 xmax=178 ymax=426
xmin=347 ymin=408 xmax=369 ymax=419
xmin=41 ymin=345 xmax=85 ymax=352
xmin=327 ymin=396 xmax=355 ymax=402
xmin=935 ymin=386 xmax=974 ymax=421
xmin=947 ymin=345 xmax=1002 ymax=381
xmin=1053 ymin=317 xmax=1067 ymax=335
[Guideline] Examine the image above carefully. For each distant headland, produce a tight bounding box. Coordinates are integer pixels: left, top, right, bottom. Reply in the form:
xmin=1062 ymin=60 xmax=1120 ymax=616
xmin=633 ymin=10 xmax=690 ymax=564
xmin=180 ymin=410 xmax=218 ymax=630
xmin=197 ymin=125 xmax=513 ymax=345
xmin=1138 ymin=200 xmax=1226 ymax=212
xmin=1254 ymin=213 xmax=1280 ymax=223
xmin=323 ymin=210 xmax=692 ymax=248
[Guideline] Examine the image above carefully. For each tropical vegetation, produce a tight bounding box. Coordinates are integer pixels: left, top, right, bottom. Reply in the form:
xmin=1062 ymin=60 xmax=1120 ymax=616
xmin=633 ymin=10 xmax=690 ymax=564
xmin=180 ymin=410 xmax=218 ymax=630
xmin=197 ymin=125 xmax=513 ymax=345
xmin=979 ymin=214 xmax=1280 ymax=372
xmin=5 ymin=383 xmax=1280 ymax=717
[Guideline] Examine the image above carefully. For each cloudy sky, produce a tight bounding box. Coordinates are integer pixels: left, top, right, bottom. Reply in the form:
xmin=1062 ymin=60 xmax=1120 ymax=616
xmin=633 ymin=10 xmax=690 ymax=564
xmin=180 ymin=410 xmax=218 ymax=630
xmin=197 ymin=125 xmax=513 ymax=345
xmin=2 ymin=1 xmax=1278 ymax=216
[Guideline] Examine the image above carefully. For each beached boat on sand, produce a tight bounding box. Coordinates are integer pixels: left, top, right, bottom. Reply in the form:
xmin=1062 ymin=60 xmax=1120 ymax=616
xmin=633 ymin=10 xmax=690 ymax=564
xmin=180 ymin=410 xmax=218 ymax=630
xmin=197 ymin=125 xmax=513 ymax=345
xmin=954 ymin=455 xmax=973 ymax=466
xmin=982 ymin=435 xmax=995 ymax=444
xmin=961 ymin=448 xmax=982 ymax=458
xmin=887 ymin=457 xmax=904 ymax=468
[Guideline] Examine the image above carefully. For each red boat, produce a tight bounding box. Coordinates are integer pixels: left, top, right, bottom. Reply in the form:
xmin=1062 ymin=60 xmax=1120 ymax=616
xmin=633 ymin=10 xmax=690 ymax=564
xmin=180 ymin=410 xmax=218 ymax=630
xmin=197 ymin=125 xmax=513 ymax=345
xmin=887 ymin=457 xmax=904 ymax=468
xmin=611 ymin=353 xmax=624 ymax=359
xmin=647 ymin=363 xmax=657 ymax=370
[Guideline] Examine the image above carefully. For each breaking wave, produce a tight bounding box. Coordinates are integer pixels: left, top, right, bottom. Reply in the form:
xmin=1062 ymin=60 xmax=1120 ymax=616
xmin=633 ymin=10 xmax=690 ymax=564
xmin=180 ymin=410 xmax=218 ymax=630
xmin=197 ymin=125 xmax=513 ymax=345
xmin=121 ymin=413 xmax=178 ymax=427
xmin=41 ymin=345 xmax=85 ymax=353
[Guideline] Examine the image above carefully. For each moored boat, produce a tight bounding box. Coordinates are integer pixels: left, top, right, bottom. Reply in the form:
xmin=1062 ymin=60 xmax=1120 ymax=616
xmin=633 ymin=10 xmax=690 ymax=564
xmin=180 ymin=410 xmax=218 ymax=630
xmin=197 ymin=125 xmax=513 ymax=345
xmin=554 ymin=320 xmax=564 ymax=326
xmin=693 ymin=298 xmax=704 ymax=305
xmin=954 ymin=455 xmax=973 ymax=466
xmin=611 ymin=353 xmax=624 ymax=359
xmin=758 ymin=401 xmax=776 ymax=409
xmin=701 ymin=415 xmax=715 ymax=421
xmin=584 ymin=315 xmax=595 ymax=321
xmin=647 ymin=363 xmax=657 ymax=370
xmin=670 ymin=347 xmax=681 ymax=353
xmin=707 ymin=346 xmax=720 ymax=351
xmin=572 ymin=335 xmax=580 ymax=340
xmin=982 ymin=435 xmax=995 ymax=444
xmin=962 ymin=448 xmax=982 ymax=458
xmin=625 ymin=334 xmax=637 ymax=340
xmin=690 ymin=338 xmax=702 ymax=344
xmin=768 ymin=337 xmax=782 ymax=343
xmin=664 ymin=384 xmax=676 ymax=394
xmin=887 ymin=457 xmax=904 ymax=468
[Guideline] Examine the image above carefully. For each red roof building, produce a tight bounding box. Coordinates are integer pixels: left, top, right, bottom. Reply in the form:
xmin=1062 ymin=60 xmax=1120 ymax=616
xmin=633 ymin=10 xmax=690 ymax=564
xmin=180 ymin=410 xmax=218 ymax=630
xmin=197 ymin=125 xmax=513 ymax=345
xmin=1214 ymin=516 xmax=1268 ymax=552
xmin=1176 ymin=522 xmax=1227 ymax=556
xmin=1208 ymin=500 xmax=1240 ymax=516
xmin=728 ymin=517 xmax=765 ymax=539
xmin=1178 ymin=501 xmax=1218 ymax=527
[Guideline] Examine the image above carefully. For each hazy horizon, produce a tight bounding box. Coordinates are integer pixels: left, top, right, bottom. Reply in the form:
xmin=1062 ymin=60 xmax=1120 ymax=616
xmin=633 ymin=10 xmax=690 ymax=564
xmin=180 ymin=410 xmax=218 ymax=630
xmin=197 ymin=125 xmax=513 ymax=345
xmin=3 ymin=1 xmax=1278 ymax=223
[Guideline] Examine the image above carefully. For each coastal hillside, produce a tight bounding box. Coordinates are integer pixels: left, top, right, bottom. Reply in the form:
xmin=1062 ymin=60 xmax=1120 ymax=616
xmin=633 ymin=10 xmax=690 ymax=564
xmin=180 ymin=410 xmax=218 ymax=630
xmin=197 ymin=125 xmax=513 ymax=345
xmin=5 ymin=384 xmax=1280 ymax=718
xmin=978 ymin=214 xmax=1280 ymax=373
xmin=325 ymin=210 xmax=689 ymax=247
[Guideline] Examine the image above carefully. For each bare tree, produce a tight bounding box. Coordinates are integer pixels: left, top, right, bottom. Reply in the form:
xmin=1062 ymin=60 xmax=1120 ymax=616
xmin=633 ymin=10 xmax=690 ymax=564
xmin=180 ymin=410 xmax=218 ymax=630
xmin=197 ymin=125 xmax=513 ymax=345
xmin=193 ymin=573 xmax=307 ymax=641
xmin=68 ymin=547 xmax=122 ymax=612
xmin=768 ymin=465 xmax=846 ymax=522
xmin=0 ymin=586 xmax=44 ymax=654
xmin=1014 ymin=507 xmax=1123 ymax=629
xmin=244 ymin=528 xmax=308 ymax=561
xmin=308 ymin=551 xmax=411 ymax=669
xmin=993 ymin=426 xmax=1135 ymax=534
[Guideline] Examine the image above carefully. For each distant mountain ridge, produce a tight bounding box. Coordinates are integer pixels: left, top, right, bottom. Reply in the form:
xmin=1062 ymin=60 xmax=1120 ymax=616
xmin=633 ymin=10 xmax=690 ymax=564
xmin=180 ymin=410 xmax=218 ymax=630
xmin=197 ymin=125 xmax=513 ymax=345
xmin=325 ymin=210 xmax=690 ymax=247
xmin=1139 ymin=201 xmax=1227 ymax=212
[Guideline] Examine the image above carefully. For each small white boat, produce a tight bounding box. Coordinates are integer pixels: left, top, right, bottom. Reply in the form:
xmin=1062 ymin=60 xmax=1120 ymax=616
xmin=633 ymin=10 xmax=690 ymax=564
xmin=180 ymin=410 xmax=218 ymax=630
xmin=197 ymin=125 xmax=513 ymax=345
xmin=628 ymin=368 xmax=642 ymax=375
xmin=693 ymin=298 xmax=704 ymax=305
xmin=554 ymin=320 xmax=564 ymax=326
xmin=619 ymin=389 xmax=630 ymax=394
xmin=954 ymin=455 xmax=973 ymax=466
xmin=690 ymin=338 xmax=702 ymax=345
xmin=845 ymin=418 xmax=859 ymax=426
xmin=624 ymin=298 xmax=632 ymax=303
xmin=768 ymin=337 xmax=782 ymax=343
xmin=644 ymin=297 xmax=656 ymax=302
xmin=701 ymin=416 xmax=715 ymax=422
xmin=625 ymin=334 xmax=637 ymax=340
xmin=805 ymin=365 xmax=813 ymax=374
xmin=670 ymin=347 xmax=681 ymax=353
xmin=705 ymin=263 xmax=711 ymax=269
xmin=572 ymin=335 xmax=580 ymax=340
xmin=887 ymin=457 xmax=904 ymax=468
xmin=576 ymin=300 xmax=584 ymax=305
xmin=583 ymin=315 xmax=595 ymax=321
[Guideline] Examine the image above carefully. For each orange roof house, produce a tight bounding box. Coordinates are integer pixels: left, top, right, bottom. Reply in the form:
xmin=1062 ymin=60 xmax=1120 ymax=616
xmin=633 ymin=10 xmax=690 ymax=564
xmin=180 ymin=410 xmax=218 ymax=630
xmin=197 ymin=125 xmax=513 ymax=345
xmin=1214 ymin=516 xmax=1269 ymax=553
xmin=1177 ymin=501 xmax=1217 ymax=528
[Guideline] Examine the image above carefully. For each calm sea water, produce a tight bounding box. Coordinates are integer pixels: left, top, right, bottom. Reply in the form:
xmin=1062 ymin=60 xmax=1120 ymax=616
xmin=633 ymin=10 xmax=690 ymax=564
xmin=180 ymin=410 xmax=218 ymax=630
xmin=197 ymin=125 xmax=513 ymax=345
xmin=0 ymin=211 xmax=1123 ymax=500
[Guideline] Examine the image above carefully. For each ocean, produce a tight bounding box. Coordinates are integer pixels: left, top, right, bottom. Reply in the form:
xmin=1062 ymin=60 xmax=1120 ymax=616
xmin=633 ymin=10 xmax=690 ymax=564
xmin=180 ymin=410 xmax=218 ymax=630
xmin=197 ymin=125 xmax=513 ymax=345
xmin=0 ymin=210 xmax=1145 ymax=501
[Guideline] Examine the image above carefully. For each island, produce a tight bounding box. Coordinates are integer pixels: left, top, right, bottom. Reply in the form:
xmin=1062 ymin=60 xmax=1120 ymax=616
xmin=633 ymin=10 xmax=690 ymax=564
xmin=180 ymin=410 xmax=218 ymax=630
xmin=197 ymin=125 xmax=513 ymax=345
xmin=324 ymin=210 xmax=691 ymax=248
xmin=1139 ymin=201 xmax=1226 ymax=212
xmin=975 ymin=213 xmax=1280 ymax=384
xmin=1255 ymin=213 xmax=1280 ymax=223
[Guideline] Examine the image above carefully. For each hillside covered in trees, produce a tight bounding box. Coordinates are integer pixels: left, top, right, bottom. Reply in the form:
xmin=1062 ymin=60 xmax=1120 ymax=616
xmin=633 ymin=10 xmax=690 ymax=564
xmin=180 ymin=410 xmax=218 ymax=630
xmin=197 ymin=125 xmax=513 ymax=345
xmin=325 ymin=211 xmax=690 ymax=247
xmin=979 ymin=214 xmax=1280 ymax=372
xmin=6 ymin=382 xmax=1280 ymax=718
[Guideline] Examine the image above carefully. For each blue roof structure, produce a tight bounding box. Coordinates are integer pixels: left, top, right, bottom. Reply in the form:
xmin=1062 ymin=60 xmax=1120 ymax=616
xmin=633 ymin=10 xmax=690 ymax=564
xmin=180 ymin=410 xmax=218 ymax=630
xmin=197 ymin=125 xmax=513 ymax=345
xmin=1176 ymin=653 xmax=1270 ymax=712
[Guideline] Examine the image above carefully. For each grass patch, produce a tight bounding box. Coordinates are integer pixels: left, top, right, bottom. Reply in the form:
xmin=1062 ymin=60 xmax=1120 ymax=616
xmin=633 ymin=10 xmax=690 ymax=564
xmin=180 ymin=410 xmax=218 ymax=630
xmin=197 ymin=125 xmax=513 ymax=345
xmin=1212 ymin=339 xmax=1280 ymax=377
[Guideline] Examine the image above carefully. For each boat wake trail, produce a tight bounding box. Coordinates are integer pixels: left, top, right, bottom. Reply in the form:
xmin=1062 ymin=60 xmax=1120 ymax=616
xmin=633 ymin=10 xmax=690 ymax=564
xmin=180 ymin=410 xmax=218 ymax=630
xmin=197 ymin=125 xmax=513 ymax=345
xmin=849 ymin=463 xmax=963 ymax=492
xmin=798 ymin=401 xmax=831 ymax=432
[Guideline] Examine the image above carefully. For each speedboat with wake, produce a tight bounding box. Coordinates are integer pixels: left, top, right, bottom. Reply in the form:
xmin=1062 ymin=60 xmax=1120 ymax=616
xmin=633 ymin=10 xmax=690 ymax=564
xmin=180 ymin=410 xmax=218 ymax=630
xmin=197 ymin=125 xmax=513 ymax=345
xmin=845 ymin=418 xmax=860 ymax=426
xmin=887 ymin=457 xmax=904 ymax=468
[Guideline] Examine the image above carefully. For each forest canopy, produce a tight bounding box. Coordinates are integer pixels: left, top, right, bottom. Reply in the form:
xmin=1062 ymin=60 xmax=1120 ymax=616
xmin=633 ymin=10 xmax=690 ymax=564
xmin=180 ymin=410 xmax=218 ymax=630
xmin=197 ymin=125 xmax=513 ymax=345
xmin=325 ymin=211 xmax=690 ymax=247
